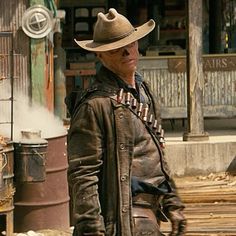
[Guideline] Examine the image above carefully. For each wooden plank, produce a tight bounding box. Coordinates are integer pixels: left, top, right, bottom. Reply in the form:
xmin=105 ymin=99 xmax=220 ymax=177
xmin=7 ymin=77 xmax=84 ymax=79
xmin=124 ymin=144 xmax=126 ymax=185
xmin=168 ymin=56 xmax=236 ymax=73
xmin=161 ymin=209 xmax=236 ymax=234
xmin=64 ymin=69 xmax=96 ymax=76
xmin=70 ymin=62 xmax=95 ymax=70
xmin=160 ymin=174 xmax=236 ymax=235
xmin=139 ymin=56 xmax=236 ymax=119
xmin=176 ymin=176 xmax=236 ymax=203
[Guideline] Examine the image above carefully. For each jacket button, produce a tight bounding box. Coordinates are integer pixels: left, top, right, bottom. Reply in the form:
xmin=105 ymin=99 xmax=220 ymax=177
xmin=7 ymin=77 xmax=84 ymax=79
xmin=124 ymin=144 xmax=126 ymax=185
xmin=119 ymin=143 xmax=125 ymax=150
xmin=122 ymin=206 xmax=127 ymax=213
xmin=121 ymin=175 xmax=127 ymax=181
xmin=119 ymin=112 xmax=124 ymax=119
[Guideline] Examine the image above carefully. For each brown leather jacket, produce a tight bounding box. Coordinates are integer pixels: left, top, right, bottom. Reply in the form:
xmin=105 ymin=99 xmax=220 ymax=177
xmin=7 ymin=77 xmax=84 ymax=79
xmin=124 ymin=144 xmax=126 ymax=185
xmin=67 ymin=66 xmax=184 ymax=236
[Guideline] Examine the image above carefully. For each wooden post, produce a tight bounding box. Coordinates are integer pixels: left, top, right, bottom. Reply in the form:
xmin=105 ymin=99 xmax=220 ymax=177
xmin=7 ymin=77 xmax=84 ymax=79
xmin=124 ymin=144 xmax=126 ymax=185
xmin=29 ymin=0 xmax=56 ymax=111
xmin=54 ymin=33 xmax=67 ymax=119
xmin=183 ymin=0 xmax=209 ymax=141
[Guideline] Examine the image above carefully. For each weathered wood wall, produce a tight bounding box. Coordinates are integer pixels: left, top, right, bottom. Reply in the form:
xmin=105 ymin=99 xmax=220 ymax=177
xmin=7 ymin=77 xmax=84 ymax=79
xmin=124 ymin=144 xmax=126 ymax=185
xmin=138 ymin=55 xmax=236 ymax=119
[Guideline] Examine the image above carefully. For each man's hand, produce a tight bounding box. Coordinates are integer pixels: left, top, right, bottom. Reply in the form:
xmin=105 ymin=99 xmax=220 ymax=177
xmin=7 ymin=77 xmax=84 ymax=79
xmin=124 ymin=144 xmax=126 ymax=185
xmin=168 ymin=208 xmax=187 ymax=236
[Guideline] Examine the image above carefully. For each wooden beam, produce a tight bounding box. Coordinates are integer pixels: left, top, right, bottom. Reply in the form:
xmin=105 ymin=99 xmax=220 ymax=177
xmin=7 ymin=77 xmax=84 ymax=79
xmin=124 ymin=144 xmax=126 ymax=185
xmin=183 ymin=0 xmax=209 ymax=141
xmin=64 ymin=69 xmax=96 ymax=76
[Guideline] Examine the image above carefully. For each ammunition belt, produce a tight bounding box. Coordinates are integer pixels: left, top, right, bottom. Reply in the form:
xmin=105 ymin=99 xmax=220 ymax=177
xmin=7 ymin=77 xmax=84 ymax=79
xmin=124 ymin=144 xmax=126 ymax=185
xmin=110 ymin=88 xmax=165 ymax=148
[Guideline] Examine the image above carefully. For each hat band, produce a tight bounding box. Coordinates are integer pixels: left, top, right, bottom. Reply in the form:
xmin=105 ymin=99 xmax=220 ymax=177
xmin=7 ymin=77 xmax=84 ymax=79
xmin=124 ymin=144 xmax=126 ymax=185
xmin=94 ymin=28 xmax=135 ymax=44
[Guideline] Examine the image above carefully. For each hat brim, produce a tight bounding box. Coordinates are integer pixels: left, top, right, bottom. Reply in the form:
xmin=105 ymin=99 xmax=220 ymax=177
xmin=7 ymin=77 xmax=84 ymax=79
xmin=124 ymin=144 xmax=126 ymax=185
xmin=74 ymin=19 xmax=155 ymax=52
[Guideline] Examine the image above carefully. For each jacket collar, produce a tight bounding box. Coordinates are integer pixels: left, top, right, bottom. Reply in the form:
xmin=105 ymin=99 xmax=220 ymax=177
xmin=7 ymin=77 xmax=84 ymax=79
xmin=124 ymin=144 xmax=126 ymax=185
xmin=96 ymin=65 xmax=143 ymax=92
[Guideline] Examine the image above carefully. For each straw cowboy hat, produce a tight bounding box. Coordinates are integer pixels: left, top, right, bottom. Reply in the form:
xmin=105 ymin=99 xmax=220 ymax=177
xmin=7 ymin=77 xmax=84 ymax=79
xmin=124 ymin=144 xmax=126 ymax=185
xmin=75 ymin=8 xmax=155 ymax=52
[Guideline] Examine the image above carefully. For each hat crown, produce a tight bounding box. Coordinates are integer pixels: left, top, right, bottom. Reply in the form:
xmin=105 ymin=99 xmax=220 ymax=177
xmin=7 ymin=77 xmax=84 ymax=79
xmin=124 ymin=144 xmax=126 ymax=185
xmin=93 ymin=8 xmax=134 ymax=43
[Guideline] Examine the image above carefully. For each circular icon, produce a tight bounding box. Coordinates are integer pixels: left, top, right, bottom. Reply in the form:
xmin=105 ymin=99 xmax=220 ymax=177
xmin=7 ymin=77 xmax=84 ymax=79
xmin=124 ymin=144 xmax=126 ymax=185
xmin=22 ymin=5 xmax=54 ymax=38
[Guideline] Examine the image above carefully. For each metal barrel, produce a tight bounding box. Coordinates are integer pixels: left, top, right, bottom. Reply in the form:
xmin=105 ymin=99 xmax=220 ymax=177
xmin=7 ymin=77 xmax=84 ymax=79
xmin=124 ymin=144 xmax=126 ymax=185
xmin=14 ymin=141 xmax=48 ymax=182
xmin=0 ymin=143 xmax=14 ymax=189
xmin=0 ymin=142 xmax=15 ymax=232
xmin=0 ymin=145 xmax=4 ymax=190
xmin=14 ymin=132 xmax=70 ymax=232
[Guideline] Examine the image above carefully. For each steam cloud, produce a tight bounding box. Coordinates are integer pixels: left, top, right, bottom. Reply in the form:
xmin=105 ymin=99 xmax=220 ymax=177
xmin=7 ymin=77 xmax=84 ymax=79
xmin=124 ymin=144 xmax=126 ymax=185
xmin=0 ymin=93 xmax=67 ymax=141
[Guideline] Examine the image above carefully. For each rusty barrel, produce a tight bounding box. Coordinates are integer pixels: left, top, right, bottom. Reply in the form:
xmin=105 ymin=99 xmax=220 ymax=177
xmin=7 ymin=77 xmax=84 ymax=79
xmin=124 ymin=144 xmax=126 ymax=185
xmin=14 ymin=131 xmax=70 ymax=232
xmin=0 ymin=145 xmax=4 ymax=190
xmin=0 ymin=142 xmax=15 ymax=232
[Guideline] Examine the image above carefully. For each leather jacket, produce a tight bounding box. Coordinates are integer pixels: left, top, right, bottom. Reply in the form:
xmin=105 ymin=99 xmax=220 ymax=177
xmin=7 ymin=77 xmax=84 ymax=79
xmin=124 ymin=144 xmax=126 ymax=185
xmin=67 ymin=66 xmax=184 ymax=236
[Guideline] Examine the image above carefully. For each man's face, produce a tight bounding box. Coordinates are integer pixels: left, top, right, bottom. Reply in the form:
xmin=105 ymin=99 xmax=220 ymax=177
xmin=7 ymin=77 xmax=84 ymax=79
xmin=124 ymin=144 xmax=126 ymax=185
xmin=98 ymin=41 xmax=139 ymax=76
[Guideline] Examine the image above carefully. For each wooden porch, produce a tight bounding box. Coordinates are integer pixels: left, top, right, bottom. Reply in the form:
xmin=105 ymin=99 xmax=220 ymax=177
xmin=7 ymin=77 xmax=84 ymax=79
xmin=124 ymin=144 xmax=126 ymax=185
xmin=161 ymin=173 xmax=236 ymax=235
xmin=11 ymin=172 xmax=236 ymax=235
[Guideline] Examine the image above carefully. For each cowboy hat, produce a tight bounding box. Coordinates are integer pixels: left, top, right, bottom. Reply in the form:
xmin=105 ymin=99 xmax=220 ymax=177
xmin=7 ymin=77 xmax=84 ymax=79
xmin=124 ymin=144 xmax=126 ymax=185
xmin=74 ymin=8 xmax=155 ymax=52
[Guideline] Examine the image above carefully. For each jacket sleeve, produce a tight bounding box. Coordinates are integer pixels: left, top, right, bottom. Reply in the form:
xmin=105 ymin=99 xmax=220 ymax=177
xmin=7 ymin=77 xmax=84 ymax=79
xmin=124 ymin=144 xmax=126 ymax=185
xmin=67 ymin=102 xmax=105 ymax=235
xmin=162 ymin=179 xmax=185 ymax=213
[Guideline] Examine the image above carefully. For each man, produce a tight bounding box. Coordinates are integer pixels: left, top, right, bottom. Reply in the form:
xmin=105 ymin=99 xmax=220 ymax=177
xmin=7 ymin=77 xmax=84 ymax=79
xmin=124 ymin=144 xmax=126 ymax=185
xmin=67 ymin=8 xmax=187 ymax=236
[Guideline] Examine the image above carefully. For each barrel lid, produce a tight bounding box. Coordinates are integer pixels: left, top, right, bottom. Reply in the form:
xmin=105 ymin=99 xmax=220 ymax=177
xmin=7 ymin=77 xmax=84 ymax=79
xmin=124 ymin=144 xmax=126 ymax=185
xmin=16 ymin=138 xmax=48 ymax=145
xmin=15 ymin=129 xmax=48 ymax=145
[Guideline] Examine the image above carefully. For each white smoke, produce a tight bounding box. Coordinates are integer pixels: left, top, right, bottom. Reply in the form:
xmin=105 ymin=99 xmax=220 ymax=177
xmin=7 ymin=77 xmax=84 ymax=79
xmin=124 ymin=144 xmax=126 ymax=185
xmin=0 ymin=92 xmax=67 ymax=141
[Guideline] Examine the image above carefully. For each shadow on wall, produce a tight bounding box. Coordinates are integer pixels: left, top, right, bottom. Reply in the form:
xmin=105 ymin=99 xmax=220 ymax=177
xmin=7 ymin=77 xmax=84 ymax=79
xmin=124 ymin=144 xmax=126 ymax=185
xmin=227 ymin=156 xmax=236 ymax=176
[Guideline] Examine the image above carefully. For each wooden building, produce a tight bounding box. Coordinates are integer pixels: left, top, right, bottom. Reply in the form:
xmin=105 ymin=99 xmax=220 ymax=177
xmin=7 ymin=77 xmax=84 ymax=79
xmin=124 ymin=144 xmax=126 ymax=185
xmin=59 ymin=0 xmax=236 ymax=140
xmin=0 ymin=0 xmax=235 ymax=138
xmin=0 ymin=0 xmax=66 ymax=131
